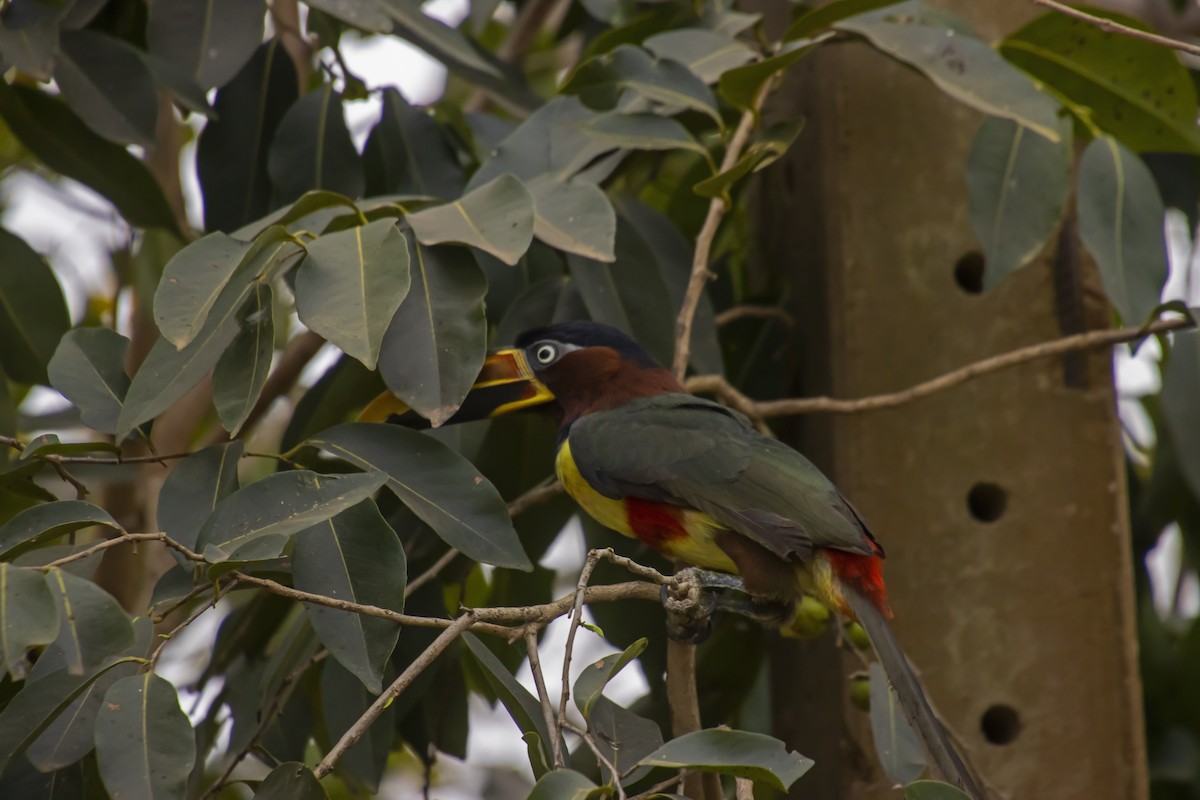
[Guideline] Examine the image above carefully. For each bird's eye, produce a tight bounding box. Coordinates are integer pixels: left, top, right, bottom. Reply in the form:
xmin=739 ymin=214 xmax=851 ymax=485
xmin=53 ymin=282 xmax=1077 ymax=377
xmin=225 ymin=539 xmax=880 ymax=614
xmin=534 ymin=344 xmax=558 ymax=364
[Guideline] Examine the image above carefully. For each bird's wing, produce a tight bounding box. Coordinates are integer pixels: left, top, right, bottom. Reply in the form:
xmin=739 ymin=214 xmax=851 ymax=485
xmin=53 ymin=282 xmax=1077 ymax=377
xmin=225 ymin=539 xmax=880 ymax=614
xmin=567 ymin=394 xmax=879 ymax=561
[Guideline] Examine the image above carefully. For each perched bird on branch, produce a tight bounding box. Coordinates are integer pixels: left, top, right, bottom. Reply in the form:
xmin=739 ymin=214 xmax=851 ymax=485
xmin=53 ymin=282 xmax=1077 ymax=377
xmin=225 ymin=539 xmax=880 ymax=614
xmin=363 ymin=320 xmax=981 ymax=798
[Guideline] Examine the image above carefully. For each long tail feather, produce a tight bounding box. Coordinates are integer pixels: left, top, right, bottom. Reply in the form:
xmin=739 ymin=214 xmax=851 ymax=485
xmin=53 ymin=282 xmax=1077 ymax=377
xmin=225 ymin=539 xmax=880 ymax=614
xmin=845 ymin=588 xmax=983 ymax=799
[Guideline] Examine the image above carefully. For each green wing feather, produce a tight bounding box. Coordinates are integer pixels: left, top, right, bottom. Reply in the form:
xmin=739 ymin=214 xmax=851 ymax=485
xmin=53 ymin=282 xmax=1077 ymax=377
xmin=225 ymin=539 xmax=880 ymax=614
xmin=567 ymin=394 xmax=878 ymax=561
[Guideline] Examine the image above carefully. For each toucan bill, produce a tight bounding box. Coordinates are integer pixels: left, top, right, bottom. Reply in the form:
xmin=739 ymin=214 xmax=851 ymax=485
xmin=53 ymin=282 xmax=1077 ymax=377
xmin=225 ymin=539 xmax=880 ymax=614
xmin=358 ymin=348 xmax=556 ymax=427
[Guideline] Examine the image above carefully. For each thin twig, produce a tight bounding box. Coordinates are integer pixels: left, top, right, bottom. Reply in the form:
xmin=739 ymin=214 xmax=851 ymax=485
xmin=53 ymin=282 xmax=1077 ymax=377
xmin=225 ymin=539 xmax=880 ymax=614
xmin=672 ymin=82 xmax=773 ymax=380
xmin=525 ymin=628 xmax=563 ymax=768
xmin=405 ymin=548 xmax=462 ymax=598
xmin=204 ymin=650 xmax=328 ymax=798
xmin=557 ymin=551 xmax=601 ymax=751
xmin=147 ymin=579 xmax=237 ymax=671
xmin=1032 ymin=0 xmax=1200 ymax=57
xmin=688 ymin=316 xmax=1194 ymax=420
xmin=564 ymin=720 xmax=627 ymax=800
xmin=314 ymin=613 xmax=476 ymax=779
xmin=41 ymin=531 xmax=205 ymax=570
xmin=629 ymin=774 xmax=686 ymax=799
xmin=507 ymin=477 xmax=564 ymax=517
xmin=714 ymin=304 xmax=795 ymax=330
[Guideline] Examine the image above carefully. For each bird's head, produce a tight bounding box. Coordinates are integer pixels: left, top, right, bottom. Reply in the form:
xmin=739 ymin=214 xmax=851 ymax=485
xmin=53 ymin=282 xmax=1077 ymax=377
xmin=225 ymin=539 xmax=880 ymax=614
xmin=361 ymin=321 xmax=683 ymax=427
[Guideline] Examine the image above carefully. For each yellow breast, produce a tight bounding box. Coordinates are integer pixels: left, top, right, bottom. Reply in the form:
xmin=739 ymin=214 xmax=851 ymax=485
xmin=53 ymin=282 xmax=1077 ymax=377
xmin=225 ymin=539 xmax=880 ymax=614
xmin=555 ymin=439 xmax=738 ymax=573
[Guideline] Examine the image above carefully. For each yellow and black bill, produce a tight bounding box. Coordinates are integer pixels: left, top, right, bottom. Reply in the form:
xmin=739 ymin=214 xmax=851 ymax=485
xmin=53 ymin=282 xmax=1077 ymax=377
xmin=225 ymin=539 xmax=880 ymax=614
xmin=359 ymin=348 xmax=556 ymax=428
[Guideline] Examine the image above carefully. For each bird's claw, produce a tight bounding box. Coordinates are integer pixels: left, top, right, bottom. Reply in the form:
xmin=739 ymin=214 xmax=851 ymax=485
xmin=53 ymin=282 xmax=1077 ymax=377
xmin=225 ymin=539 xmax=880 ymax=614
xmin=660 ymin=568 xmax=794 ymax=633
xmin=661 ymin=574 xmax=718 ymax=643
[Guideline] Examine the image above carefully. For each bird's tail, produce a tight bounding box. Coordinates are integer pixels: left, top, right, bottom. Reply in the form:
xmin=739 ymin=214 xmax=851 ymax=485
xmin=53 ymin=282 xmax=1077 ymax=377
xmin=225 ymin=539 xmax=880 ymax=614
xmin=844 ymin=588 xmax=984 ymax=799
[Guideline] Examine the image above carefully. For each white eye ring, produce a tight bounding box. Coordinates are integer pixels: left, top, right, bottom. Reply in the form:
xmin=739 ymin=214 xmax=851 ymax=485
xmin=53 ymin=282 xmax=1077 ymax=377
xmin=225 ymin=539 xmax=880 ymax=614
xmin=534 ymin=344 xmax=558 ymax=364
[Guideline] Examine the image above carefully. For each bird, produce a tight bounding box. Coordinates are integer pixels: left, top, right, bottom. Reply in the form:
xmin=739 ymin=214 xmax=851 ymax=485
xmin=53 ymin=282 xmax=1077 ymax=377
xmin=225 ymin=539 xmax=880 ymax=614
xmin=363 ymin=320 xmax=981 ymax=797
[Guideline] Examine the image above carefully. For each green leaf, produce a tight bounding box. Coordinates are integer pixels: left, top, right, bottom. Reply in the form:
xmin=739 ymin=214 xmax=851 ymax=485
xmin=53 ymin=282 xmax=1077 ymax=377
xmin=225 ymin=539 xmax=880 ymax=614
xmin=526 ymin=769 xmax=599 ymax=800
xmin=784 ymin=0 xmax=904 ymax=41
xmin=0 ymin=3 xmax=58 ymax=80
xmin=407 ymin=174 xmax=534 ymax=266
xmin=377 ymin=242 xmax=487 ymax=426
xmin=268 ymin=84 xmax=365 ymax=206
xmin=694 ymin=118 xmax=805 ymax=199
xmin=194 ymin=469 xmax=388 ymax=560
xmin=642 ymin=27 xmax=757 ymax=83
xmin=294 ymin=500 xmax=405 ymax=694
xmin=566 ymin=45 xmax=721 ymax=125
xmin=307 ymin=0 xmax=391 ymax=32
xmin=53 ymin=30 xmax=157 ymax=146
xmin=213 ymin=281 xmax=275 ymax=435
xmin=718 ymin=39 xmax=825 ymax=111
xmin=588 ymin=696 xmax=663 ymax=785
xmin=0 ymin=501 xmax=121 ymax=561
xmin=573 ymin=638 xmax=647 ymax=718
xmin=198 ymin=40 xmax=299 ymax=232
xmin=0 ymin=657 xmax=141 ymax=776
xmin=581 ymin=112 xmax=708 ymax=157
xmin=154 ymin=232 xmax=253 ymax=350
xmin=470 ymin=97 xmax=615 ymax=188
xmin=0 ymin=564 xmax=58 ymax=680
xmin=637 ymin=729 xmax=814 ymax=791
xmin=363 ymin=88 xmax=465 ymax=199
xmin=47 ymin=328 xmax=132 ymax=435
xmin=0 ymin=83 xmax=177 ymax=231
xmin=966 ymin=116 xmax=1071 ymax=288
xmin=462 ymin=633 xmax=554 ymax=776
xmin=377 ymin=0 xmax=503 ymax=80
xmin=868 ymin=661 xmax=926 ymax=785
xmin=836 ymin=2 xmax=1061 ymax=142
xmin=1000 ymin=9 xmax=1200 ymax=153
xmin=42 ymin=569 xmax=134 ymax=676
xmin=94 ymin=673 xmax=196 ymax=800
xmin=1076 ymin=136 xmax=1168 ymax=324
xmin=295 ymin=219 xmax=411 ymax=370
xmin=253 ymin=762 xmax=328 ymax=799
xmin=319 ymin=658 xmax=393 ymax=790
xmin=157 ymin=442 xmax=243 ymax=554
xmin=147 ymin=0 xmax=265 ymax=89
xmin=905 ymin=780 xmax=974 ymax=800
xmin=528 ymin=177 xmax=616 ymax=262
xmin=306 ymin=423 xmax=531 ymax=570
xmin=117 ymin=230 xmax=299 ymax=440
xmin=1162 ymin=330 xmax=1200 ymax=502
xmin=0 ymin=227 xmax=71 ymax=386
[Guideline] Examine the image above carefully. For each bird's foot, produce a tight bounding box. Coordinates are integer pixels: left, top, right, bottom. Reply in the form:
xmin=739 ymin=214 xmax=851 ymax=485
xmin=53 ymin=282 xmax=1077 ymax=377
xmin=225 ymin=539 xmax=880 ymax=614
xmin=660 ymin=575 xmax=718 ymax=643
xmin=674 ymin=567 xmax=747 ymax=593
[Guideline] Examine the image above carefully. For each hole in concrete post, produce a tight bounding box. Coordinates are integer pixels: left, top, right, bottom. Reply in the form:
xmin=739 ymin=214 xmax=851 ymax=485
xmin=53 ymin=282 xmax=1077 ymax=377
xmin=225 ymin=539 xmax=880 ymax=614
xmin=967 ymin=482 xmax=1007 ymax=522
xmin=954 ymin=252 xmax=985 ymax=294
xmin=981 ymin=704 xmax=1021 ymax=744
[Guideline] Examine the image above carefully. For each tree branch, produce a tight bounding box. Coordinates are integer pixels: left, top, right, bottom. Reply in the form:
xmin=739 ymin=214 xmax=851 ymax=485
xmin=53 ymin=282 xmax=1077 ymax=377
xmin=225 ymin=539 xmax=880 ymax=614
xmin=672 ymin=82 xmax=773 ymax=380
xmin=1032 ymin=0 xmax=1200 ymax=57
xmin=314 ymin=613 xmax=476 ymax=779
xmin=687 ymin=316 xmax=1193 ymax=420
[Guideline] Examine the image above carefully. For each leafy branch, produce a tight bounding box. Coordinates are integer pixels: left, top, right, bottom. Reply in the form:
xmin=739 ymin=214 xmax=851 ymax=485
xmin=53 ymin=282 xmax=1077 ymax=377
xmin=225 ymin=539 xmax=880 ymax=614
xmin=1032 ymin=0 xmax=1200 ymax=58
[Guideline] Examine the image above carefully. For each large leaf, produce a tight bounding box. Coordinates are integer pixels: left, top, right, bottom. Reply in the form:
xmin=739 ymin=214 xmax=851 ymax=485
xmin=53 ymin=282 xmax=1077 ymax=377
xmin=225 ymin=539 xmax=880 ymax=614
xmin=1076 ymin=136 xmax=1168 ymax=324
xmin=41 ymin=568 xmax=134 ymax=676
xmin=0 ymin=564 xmax=58 ymax=679
xmin=966 ymin=116 xmax=1071 ymax=288
xmin=194 ymin=469 xmax=388 ymax=561
xmin=868 ymin=661 xmax=926 ymax=785
xmin=154 ymin=231 xmax=252 ymax=350
xmin=53 ymin=30 xmax=157 ymax=146
xmin=197 ymin=40 xmax=299 ymax=232
xmin=407 ymin=174 xmax=534 ymax=266
xmin=306 ymin=423 xmax=531 ymax=570
xmin=1162 ymin=330 xmax=1200 ymax=502
xmin=637 ymin=729 xmax=814 ymax=791
xmin=0 ymin=2 xmax=58 ymax=79
xmin=642 ymin=27 xmax=756 ymax=83
xmin=319 ymin=658 xmax=393 ymax=790
xmin=156 ymin=441 xmax=243 ymax=554
xmin=0 ymin=228 xmax=70 ymax=386
xmin=307 ymin=0 xmax=391 ymax=32
xmin=836 ymin=2 xmax=1061 ymax=142
xmin=377 ymin=242 xmax=487 ymax=426
xmin=580 ymin=111 xmax=707 ymax=158
xmin=268 ymin=84 xmax=364 ymax=206
xmin=527 ymin=177 xmax=616 ymax=262
xmin=573 ymin=638 xmax=648 ymax=718
xmin=469 ymin=97 xmax=614 ymax=188
xmin=462 ymin=633 xmax=554 ymax=776
xmin=147 ymin=0 xmax=265 ymax=89
xmin=0 ymin=501 xmax=121 ymax=561
xmin=588 ymin=696 xmax=663 ymax=785
xmin=1000 ymin=9 xmax=1200 ymax=154
xmin=293 ymin=500 xmax=405 ymax=694
xmin=784 ymin=0 xmax=904 ymax=41
xmin=526 ymin=769 xmax=600 ymax=800
xmin=25 ymin=617 xmax=150 ymax=774
xmin=295 ymin=219 xmax=411 ymax=370
xmin=718 ymin=38 xmax=824 ymax=111
xmin=94 ymin=674 xmax=196 ymax=800
xmin=363 ymin=87 xmax=464 ymax=199
xmin=213 ymin=281 xmax=275 ymax=435
xmin=0 ymin=83 xmax=177 ymax=231
xmin=377 ymin=0 xmax=509 ymax=84
xmin=47 ymin=328 xmax=132 ymax=435
xmin=117 ymin=231 xmax=299 ymax=439
xmin=254 ymin=762 xmax=329 ymax=799
xmin=566 ymin=44 xmax=721 ymax=124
